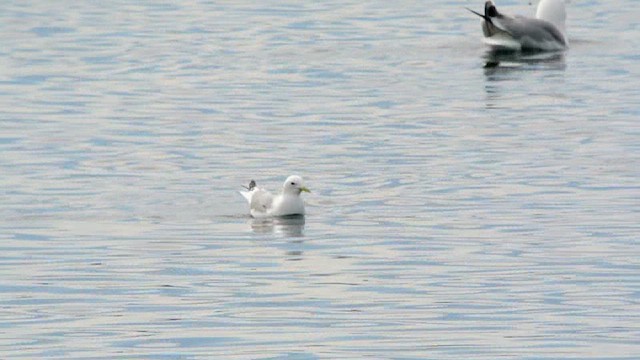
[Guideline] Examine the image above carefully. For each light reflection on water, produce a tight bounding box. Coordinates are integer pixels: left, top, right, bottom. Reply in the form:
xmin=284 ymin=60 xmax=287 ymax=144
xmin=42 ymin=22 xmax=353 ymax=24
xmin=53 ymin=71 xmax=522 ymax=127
xmin=250 ymin=215 xmax=306 ymax=238
xmin=1 ymin=0 xmax=639 ymax=359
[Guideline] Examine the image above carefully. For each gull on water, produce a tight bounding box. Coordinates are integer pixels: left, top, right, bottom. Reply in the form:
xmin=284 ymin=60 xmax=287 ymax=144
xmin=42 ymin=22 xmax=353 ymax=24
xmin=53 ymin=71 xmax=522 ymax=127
xmin=467 ymin=0 xmax=568 ymax=51
xmin=239 ymin=175 xmax=310 ymax=218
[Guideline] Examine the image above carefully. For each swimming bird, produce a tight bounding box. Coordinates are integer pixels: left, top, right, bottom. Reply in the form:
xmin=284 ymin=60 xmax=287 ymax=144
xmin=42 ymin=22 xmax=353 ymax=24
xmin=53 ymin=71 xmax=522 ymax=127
xmin=467 ymin=0 xmax=568 ymax=51
xmin=239 ymin=175 xmax=310 ymax=218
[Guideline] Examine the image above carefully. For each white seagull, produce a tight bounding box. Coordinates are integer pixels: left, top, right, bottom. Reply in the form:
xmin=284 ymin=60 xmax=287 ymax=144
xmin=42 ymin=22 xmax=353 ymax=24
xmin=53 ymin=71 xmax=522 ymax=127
xmin=239 ymin=175 xmax=310 ymax=218
xmin=467 ymin=0 xmax=568 ymax=51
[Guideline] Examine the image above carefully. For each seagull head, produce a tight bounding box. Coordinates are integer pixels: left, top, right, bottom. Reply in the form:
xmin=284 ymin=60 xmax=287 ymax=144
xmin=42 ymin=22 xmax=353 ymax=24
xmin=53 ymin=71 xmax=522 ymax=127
xmin=283 ymin=175 xmax=310 ymax=195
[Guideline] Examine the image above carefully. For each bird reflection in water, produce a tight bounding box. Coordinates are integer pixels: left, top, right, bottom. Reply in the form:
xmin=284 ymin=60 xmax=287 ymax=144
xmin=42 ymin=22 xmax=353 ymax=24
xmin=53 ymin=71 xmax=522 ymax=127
xmin=483 ymin=48 xmax=566 ymax=73
xmin=482 ymin=49 xmax=566 ymax=110
xmin=249 ymin=215 xmax=305 ymax=237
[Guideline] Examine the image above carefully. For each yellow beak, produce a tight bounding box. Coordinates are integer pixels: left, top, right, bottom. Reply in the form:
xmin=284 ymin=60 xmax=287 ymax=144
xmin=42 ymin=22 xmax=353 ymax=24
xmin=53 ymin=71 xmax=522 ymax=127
xmin=300 ymin=187 xmax=310 ymax=193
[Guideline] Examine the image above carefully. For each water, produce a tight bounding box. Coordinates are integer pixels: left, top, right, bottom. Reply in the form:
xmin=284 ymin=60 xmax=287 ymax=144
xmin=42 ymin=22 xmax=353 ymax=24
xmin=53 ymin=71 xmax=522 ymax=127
xmin=1 ymin=1 xmax=639 ymax=358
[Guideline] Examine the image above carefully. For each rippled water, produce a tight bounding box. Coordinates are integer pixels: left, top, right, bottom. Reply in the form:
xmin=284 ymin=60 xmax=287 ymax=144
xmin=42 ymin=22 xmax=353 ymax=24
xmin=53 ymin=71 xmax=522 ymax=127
xmin=1 ymin=1 xmax=639 ymax=358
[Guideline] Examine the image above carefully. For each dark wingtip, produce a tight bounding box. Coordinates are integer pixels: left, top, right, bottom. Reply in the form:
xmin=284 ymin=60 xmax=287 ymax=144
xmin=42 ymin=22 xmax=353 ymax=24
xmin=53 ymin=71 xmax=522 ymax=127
xmin=485 ymin=1 xmax=499 ymax=17
xmin=466 ymin=7 xmax=487 ymax=20
xmin=242 ymin=180 xmax=257 ymax=191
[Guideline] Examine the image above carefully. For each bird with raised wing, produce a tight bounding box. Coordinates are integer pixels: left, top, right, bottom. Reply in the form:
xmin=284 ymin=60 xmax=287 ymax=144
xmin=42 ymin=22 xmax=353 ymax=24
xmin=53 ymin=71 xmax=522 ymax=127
xmin=467 ymin=0 xmax=568 ymax=51
xmin=239 ymin=175 xmax=310 ymax=218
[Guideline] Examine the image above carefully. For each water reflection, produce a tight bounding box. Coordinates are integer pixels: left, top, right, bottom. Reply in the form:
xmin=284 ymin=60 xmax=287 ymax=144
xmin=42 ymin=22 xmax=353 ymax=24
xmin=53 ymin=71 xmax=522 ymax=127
xmin=482 ymin=49 xmax=566 ymax=109
xmin=3 ymin=0 xmax=639 ymax=357
xmin=249 ymin=215 xmax=306 ymax=237
xmin=483 ymin=49 xmax=566 ymax=76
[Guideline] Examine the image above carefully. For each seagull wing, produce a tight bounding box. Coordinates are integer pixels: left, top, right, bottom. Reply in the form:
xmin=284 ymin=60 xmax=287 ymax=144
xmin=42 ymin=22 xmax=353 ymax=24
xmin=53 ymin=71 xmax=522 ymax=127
xmin=249 ymin=188 xmax=274 ymax=216
xmin=494 ymin=15 xmax=566 ymax=49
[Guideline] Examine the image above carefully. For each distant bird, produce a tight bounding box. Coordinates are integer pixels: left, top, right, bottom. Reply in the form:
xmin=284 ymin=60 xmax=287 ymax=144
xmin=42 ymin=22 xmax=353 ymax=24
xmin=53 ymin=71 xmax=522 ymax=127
xmin=467 ymin=0 xmax=568 ymax=51
xmin=239 ymin=175 xmax=310 ymax=218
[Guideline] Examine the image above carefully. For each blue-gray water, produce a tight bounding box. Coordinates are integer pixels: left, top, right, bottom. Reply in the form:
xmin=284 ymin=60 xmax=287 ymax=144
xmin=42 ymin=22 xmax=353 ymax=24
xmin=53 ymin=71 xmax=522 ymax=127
xmin=1 ymin=1 xmax=639 ymax=359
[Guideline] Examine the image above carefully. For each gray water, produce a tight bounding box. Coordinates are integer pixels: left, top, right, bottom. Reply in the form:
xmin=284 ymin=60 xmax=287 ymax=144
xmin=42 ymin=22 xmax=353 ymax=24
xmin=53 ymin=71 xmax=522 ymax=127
xmin=1 ymin=1 xmax=639 ymax=359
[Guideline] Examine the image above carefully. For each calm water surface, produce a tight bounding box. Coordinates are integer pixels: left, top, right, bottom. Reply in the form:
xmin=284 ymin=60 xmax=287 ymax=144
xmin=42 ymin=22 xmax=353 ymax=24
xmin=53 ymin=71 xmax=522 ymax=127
xmin=1 ymin=1 xmax=639 ymax=359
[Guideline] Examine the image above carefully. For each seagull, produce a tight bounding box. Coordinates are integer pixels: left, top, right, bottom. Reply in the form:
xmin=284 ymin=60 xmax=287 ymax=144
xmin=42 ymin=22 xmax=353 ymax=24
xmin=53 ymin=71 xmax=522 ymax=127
xmin=467 ymin=0 xmax=568 ymax=51
xmin=239 ymin=175 xmax=310 ymax=218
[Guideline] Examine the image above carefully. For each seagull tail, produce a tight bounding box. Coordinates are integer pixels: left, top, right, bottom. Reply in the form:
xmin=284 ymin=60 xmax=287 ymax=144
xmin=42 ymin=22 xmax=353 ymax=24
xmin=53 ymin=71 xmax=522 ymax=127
xmin=239 ymin=190 xmax=252 ymax=203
